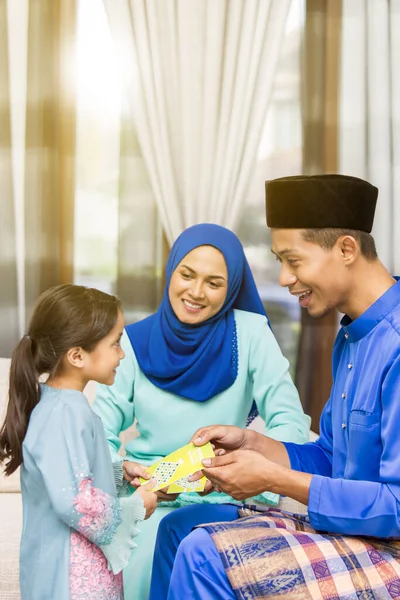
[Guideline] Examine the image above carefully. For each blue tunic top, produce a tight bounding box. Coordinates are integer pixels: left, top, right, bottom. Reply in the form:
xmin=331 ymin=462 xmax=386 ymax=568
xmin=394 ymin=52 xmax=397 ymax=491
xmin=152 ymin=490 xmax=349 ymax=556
xmin=285 ymin=279 xmax=400 ymax=538
xmin=20 ymin=385 xmax=146 ymax=600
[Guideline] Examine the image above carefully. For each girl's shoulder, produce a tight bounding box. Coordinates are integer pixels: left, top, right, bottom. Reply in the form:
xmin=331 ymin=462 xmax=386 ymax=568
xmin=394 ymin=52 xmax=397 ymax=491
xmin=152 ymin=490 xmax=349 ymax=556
xmin=39 ymin=384 xmax=90 ymax=406
xmin=24 ymin=387 xmax=94 ymax=450
xmin=32 ymin=386 xmax=93 ymax=430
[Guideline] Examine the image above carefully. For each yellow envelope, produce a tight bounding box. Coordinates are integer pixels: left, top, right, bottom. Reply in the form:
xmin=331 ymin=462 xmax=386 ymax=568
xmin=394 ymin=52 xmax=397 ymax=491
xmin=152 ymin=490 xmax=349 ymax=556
xmin=167 ymin=475 xmax=207 ymax=494
xmin=139 ymin=442 xmax=214 ymax=493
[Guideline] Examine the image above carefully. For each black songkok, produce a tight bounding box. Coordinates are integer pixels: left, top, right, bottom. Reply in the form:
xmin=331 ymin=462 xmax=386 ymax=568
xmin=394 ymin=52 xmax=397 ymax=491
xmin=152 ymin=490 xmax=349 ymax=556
xmin=265 ymin=174 xmax=378 ymax=233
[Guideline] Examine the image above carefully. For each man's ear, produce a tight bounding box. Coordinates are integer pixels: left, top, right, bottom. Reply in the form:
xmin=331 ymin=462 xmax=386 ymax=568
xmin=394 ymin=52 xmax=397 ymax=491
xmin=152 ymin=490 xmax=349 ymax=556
xmin=338 ymin=235 xmax=359 ymax=265
xmin=65 ymin=346 xmax=85 ymax=368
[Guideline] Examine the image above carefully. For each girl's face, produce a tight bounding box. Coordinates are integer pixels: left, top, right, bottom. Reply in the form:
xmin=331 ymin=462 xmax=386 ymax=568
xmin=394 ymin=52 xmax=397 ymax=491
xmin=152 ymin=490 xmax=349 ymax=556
xmin=84 ymin=310 xmax=125 ymax=385
xmin=168 ymin=245 xmax=228 ymax=325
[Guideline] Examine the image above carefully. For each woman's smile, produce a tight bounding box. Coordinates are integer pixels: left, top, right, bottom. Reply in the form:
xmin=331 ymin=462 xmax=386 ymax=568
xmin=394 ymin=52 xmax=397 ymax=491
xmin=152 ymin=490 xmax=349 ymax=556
xmin=182 ymin=299 xmax=205 ymax=313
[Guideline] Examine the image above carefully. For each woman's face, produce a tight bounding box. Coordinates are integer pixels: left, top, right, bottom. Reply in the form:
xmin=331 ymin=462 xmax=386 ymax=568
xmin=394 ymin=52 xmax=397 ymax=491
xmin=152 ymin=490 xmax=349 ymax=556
xmin=168 ymin=245 xmax=228 ymax=324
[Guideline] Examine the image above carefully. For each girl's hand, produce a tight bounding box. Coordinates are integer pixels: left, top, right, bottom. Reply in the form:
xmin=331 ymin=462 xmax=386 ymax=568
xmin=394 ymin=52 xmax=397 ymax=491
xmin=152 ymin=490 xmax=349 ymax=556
xmin=134 ymin=480 xmax=158 ymax=519
xmin=123 ymin=460 xmax=152 ymax=487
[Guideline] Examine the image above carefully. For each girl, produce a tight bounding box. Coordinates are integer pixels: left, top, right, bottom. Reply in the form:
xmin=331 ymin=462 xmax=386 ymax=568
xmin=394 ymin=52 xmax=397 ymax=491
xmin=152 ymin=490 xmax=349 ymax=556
xmin=0 ymin=284 xmax=157 ymax=600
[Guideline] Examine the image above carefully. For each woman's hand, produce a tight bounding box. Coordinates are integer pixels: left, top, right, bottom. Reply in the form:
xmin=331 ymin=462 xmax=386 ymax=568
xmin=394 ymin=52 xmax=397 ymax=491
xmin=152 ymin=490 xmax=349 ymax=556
xmin=123 ymin=460 xmax=152 ymax=488
xmin=155 ymin=487 xmax=180 ymax=502
xmin=134 ymin=480 xmax=158 ymax=519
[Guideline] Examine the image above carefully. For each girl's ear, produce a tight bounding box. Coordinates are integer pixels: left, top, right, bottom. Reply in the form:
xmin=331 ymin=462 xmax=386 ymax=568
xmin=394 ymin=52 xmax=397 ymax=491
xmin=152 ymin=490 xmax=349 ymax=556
xmin=65 ymin=347 xmax=85 ymax=368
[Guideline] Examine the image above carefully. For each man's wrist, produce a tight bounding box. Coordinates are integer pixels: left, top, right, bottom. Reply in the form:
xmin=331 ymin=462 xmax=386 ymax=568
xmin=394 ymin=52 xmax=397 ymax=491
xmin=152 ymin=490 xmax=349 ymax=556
xmin=244 ymin=432 xmax=291 ymax=468
xmin=269 ymin=464 xmax=312 ymax=506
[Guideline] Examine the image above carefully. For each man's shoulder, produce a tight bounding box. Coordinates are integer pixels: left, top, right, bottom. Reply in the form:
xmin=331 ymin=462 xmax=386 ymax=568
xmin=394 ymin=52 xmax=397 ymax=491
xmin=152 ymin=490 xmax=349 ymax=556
xmin=386 ymin=307 xmax=400 ymax=337
xmin=383 ymin=279 xmax=400 ymax=336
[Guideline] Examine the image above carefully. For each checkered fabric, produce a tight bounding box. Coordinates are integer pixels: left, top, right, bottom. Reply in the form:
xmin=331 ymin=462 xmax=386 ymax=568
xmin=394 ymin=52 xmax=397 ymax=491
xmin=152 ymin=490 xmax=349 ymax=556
xmin=200 ymin=508 xmax=400 ymax=600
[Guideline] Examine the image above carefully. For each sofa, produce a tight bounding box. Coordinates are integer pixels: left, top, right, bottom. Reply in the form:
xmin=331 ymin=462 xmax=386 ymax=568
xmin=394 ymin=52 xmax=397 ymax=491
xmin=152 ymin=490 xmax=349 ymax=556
xmin=0 ymin=357 xmax=309 ymax=599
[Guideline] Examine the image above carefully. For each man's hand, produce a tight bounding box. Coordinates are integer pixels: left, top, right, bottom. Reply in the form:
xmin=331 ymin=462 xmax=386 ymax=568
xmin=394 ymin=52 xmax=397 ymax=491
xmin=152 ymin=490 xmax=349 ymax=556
xmin=123 ymin=461 xmax=152 ymax=487
xmin=191 ymin=424 xmax=291 ymax=468
xmin=190 ymin=425 xmax=254 ymax=454
xmin=201 ymin=450 xmax=312 ymax=505
xmin=201 ymin=449 xmax=279 ymax=500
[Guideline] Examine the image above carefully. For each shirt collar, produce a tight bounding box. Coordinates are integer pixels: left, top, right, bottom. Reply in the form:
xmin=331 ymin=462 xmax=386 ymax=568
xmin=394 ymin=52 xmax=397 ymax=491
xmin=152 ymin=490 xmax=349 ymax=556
xmin=341 ymin=277 xmax=400 ymax=342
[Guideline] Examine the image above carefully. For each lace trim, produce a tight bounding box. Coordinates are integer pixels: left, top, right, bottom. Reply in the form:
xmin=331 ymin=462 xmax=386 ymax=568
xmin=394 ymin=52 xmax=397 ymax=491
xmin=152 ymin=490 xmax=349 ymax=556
xmin=73 ymin=477 xmax=121 ymax=545
xmin=100 ymin=491 xmax=146 ymax=574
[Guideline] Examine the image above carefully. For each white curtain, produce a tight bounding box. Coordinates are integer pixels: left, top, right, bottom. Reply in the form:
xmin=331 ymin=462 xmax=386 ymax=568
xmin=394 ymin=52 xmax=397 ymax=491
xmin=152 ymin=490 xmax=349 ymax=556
xmin=7 ymin=0 xmax=28 ymax=337
xmin=339 ymin=0 xmax=400 ymax=274
xmin=103 ymin=0 xmax=291 ymax=244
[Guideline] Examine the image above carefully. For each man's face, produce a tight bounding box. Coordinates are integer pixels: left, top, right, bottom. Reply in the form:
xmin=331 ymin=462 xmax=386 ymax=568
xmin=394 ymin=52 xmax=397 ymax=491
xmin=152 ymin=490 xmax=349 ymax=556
xmin=271 ymin=229 xmax=350 ymax=318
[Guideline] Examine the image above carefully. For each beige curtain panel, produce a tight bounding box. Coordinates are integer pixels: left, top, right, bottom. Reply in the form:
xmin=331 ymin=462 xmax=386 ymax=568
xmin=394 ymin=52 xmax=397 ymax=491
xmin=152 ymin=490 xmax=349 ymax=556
xmin=0 ymin=0 xmax=76 ymax=355
xmin=104 ymin=0 xmax=292 ymax=243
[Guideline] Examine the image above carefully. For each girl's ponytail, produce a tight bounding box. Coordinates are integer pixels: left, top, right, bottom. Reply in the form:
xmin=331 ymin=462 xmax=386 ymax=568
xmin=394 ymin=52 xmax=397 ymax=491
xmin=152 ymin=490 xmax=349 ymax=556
xmin=0 ymin=336 xmax=40 ymax=475
xmin=0 ymin=284 xmax=121 ymax=476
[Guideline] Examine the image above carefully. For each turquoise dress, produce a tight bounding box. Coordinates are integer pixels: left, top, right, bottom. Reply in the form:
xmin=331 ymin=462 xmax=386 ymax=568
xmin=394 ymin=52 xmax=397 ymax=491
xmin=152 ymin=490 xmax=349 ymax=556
xmin=93 ymin=309 xmax=311 ymax=599
xmin=20 ymin=384 xmax=146 ymax=600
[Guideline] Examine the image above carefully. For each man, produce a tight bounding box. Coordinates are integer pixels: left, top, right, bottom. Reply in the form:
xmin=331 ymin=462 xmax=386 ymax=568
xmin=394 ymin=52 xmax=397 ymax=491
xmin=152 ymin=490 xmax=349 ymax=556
xmin=149 ymin=175 xmax=400 ymax=600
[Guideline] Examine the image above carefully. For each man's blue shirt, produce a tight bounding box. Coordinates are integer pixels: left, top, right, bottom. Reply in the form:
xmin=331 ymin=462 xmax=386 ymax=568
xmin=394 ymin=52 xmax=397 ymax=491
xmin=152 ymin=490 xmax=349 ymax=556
xmin=285 ymin=279 xmax=400 ymax=537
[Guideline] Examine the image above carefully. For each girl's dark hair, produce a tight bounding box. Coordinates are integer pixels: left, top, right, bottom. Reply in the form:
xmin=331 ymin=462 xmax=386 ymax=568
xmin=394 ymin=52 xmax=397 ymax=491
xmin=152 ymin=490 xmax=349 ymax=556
xmin=0 ymin=284 xmax=121 ymax=475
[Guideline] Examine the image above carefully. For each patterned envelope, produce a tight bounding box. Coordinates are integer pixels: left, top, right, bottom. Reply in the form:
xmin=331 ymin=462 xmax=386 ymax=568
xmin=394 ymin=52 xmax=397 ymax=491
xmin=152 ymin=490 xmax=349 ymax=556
xmin=139 ymin=442 xmax=214 ymax=493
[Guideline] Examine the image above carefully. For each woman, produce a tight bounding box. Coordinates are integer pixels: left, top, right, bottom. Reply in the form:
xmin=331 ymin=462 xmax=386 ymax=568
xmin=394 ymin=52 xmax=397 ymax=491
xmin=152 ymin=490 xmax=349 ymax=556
xmin=92 ymin=223 xmax=310 ymax=599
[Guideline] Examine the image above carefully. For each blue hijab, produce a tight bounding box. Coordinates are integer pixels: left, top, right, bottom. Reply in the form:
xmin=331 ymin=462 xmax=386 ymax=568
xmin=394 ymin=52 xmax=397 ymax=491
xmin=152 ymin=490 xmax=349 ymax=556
xmin=126 ymin=223 xmax=266 ymax=401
